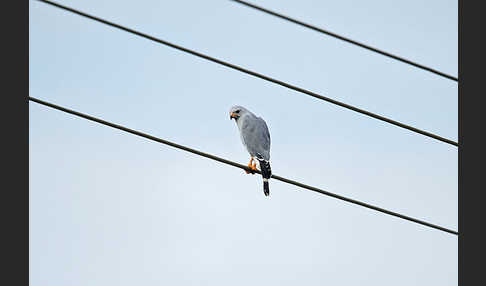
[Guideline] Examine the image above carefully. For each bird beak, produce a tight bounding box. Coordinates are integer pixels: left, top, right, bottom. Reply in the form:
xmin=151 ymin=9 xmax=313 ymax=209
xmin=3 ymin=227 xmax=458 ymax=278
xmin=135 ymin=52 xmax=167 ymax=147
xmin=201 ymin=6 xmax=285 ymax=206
xmin=230 ymin=112 xmax=237 ymax=120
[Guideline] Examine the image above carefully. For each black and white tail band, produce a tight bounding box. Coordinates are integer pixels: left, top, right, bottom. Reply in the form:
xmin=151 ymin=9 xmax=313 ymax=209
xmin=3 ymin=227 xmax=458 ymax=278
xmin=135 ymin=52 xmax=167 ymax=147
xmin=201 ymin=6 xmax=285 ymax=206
xmin=258 ymin=159 xmax=272 ymax=197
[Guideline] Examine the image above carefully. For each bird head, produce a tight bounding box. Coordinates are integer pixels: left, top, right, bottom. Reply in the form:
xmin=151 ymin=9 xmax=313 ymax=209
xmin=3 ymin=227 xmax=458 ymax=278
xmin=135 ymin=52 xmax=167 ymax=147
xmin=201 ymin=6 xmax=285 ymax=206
xmin=229 ymin=105 xmax=248 ymax=121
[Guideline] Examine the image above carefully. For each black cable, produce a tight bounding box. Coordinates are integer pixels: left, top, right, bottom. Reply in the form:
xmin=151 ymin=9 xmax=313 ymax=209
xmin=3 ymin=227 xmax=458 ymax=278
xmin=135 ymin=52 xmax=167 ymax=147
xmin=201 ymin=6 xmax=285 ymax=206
xmin=35 ymin=0 xmax=458 ymax=147
xmin=29 ymin=96 xmax=458 ymax=236
xmin=230 ymin=0 xmax=458 ymax=82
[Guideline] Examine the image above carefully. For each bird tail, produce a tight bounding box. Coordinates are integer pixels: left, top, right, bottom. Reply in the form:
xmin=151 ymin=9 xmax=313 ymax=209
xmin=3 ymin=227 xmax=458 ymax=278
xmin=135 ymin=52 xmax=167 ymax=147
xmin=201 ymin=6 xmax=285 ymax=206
xmin=258 ymin=159 xmax=272 ymax=197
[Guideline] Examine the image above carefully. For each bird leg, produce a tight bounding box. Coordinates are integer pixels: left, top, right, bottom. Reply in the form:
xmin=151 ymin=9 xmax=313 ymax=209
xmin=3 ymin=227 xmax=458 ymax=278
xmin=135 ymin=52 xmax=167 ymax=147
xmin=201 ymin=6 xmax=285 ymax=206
xmin=251 ymin=160 xmax=257 ymax=170
xmin=245 ymin=157 xmax=258 ymax=174
xmin=245 ymin=157 xmax=254 ymax=174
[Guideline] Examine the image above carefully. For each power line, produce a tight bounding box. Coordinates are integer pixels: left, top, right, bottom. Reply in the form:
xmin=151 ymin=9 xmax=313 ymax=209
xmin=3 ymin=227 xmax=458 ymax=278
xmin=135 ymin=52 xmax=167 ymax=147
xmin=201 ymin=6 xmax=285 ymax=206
xmin=230 ymin=0 xmax=458 ymax=82
xmin=36 ymin=0 xmax=458 ymax=147
xmin=29 ymin=96 xmax=458 ymax=236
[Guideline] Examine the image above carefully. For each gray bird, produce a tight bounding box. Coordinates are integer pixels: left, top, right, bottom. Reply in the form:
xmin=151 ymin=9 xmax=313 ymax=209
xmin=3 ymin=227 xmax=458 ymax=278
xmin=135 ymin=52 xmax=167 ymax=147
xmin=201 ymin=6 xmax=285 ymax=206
xmin=229 ymin=105 xmax=272 ymax=196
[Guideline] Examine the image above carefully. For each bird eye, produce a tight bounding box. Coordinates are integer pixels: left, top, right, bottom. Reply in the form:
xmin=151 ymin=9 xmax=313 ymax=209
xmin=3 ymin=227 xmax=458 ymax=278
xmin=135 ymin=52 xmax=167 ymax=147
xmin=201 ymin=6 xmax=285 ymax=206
xmin=235 ymin=110 xmax=240 ymax=113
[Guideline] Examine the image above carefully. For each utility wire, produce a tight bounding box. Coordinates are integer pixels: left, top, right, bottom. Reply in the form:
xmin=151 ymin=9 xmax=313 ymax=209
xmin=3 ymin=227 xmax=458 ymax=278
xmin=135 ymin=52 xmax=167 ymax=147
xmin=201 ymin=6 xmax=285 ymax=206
xmin=36 ymin=0 xmax=458 ymax=147
xmin=29 ymin=96 xmax=458 ymax=236
xmin=230 ymin=0 xmax=458 ymax=82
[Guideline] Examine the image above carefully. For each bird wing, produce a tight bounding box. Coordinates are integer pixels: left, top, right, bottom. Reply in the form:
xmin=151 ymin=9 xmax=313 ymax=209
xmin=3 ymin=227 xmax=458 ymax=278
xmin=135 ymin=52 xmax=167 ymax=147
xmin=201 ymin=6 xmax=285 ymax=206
xmin=240 ymin=115 xmax=271 ymax=161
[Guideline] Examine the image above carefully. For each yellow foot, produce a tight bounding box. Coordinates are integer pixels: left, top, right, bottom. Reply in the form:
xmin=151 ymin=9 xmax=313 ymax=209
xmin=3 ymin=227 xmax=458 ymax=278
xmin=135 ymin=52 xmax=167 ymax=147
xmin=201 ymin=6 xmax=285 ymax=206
xmin=245 ymin=157 xmax=257 ymax=174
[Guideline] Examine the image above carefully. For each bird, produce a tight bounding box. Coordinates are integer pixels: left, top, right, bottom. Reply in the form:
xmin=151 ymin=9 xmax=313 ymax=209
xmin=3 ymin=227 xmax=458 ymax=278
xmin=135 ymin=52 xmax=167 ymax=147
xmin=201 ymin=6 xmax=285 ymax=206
xmin=229 ymin=105 xmax=272 ymax=196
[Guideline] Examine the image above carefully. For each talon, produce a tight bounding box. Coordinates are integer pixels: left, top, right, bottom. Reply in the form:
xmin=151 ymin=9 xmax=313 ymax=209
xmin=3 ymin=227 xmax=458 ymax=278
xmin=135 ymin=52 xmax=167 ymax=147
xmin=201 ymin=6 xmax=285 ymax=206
xmin=245 ymin=157 xmax=256 ymax=174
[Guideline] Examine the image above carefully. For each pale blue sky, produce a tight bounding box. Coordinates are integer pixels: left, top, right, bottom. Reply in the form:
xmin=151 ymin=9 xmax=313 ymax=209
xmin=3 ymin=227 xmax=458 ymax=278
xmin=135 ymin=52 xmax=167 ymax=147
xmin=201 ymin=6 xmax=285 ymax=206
xmin=30 ymin=0 xmax=457 ymax=285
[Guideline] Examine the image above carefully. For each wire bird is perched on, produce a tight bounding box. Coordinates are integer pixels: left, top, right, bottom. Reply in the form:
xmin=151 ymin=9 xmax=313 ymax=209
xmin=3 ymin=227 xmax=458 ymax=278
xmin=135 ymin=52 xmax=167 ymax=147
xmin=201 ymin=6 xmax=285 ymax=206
xmin=230 ymin=106 xmax=272 ymax=196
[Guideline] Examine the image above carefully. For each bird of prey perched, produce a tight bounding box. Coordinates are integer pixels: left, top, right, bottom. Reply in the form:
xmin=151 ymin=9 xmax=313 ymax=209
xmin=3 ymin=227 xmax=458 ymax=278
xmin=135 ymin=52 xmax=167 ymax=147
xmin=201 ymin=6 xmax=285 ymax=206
xmin=229 ymin=105 xmax=272 ymax=196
